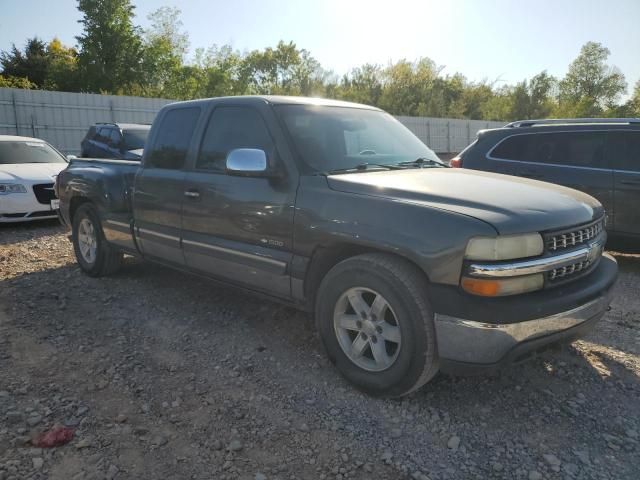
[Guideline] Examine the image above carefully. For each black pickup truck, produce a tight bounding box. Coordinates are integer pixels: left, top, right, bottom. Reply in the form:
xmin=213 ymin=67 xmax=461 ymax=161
xmin=56 ymin=96 xmax=618 ymax=397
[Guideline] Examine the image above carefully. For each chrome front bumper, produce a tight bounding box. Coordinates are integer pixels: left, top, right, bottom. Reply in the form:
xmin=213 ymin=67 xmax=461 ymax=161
xmin=434 ymin=290 xmax=612 ymax=366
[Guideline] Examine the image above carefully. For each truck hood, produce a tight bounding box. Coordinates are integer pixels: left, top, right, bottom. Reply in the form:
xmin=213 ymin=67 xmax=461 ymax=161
xmin=327 ymin=168 xmax=604 ymax=235
xmin=0 ymin=163 xmax=67 ymax=183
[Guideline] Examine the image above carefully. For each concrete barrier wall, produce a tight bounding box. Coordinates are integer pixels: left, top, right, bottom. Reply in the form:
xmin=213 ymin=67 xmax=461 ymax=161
xmin=0 ymin=88 xmax=505 ymax=155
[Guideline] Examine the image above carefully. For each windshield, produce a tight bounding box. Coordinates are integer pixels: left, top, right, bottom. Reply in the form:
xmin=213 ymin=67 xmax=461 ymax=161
xmin=123 ymin=129 xmax=149 ymax=150
xmin=275 ymin=105 xmax=440 ymax=173
xmin=0 ymin=141 xmax=67 ymax=164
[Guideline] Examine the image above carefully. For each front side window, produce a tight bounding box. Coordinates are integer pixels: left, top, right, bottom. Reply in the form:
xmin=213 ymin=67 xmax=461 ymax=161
xmin=196 ymin=107 xmax=275 ymax=172
xmin=0 ymin=141 xmax=67 ymax=164
xmin=275 ymin=105 xmax=439 ymax=173
xmin=491 ymin=132 xmax=607 ymax=168
xmin=146 ymin=107 xmax=201 ymax=169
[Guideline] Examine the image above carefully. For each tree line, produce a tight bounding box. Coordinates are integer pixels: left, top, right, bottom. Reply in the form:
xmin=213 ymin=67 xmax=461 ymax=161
xmin=1 ymin=0 xmax=639 ymax=121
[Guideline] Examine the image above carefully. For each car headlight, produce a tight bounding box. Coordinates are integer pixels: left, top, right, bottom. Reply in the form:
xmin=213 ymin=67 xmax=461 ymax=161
xmin=465 ymin=233 xmax=544 ymax=261
xmin=0 ymin=183 xmax=27 ymax=194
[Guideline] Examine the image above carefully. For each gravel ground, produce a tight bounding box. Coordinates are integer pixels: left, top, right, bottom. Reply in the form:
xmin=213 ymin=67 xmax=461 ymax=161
xmin=1 ymin=220 xmax=639 ymax=480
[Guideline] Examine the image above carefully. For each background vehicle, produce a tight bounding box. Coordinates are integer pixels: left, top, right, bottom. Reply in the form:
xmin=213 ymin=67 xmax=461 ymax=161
xmin=55 ymin=96 xmax=617 ymax=397
xmin=80 ymin=122 xmax=151 ymax=160
xmin=452 ymin=118 xmax=640 ymax=241
xmin=0 ymin=135 xmax=67 ymax=222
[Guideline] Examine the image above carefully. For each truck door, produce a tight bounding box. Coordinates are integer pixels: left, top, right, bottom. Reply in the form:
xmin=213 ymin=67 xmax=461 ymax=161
xmin=608 ymin=130 xmax=640 ymax=235
xmin=181 ymin=105 xmax=296 ymax=297
xmin=133 ymin=106 xmax=202 ymax=265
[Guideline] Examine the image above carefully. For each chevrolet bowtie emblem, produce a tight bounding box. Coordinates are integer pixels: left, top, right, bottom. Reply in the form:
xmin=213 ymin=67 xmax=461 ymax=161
xmin=587 ymin=241 xmax=603 ymax=264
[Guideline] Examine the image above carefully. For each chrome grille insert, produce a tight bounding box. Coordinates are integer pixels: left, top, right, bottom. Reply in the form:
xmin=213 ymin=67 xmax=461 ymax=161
xmin=548 ymin=259 xmax=592 ymax=281
xmin=547 ymin=219 xmax=603 ymax=252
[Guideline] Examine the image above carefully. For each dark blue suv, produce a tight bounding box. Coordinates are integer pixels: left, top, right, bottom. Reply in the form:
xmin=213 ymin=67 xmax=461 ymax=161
xmin=453 ymin=118 xmax=640 ymax=241
xmin=80 ymin=123 xmax=150 ymax=160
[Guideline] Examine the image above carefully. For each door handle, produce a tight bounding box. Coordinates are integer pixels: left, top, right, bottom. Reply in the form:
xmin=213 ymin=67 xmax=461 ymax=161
xmin=184 ymin=189 xmax=200 ymax=198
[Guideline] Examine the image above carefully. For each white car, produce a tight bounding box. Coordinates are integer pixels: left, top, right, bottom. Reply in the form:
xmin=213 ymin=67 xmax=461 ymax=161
xmin=0 ymin=135 xmax=68 ymax=222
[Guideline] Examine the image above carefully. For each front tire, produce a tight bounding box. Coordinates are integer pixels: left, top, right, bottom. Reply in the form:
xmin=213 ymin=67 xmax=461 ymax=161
xmin=72 ymin=203 xmax=122 ymax=277
xmin=315 ymin=253 xmax=439 ymax=397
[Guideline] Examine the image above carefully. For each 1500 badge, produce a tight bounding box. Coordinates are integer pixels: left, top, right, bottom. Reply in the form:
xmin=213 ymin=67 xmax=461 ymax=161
xmin=260 ymin=238 xmax=284 ymax=247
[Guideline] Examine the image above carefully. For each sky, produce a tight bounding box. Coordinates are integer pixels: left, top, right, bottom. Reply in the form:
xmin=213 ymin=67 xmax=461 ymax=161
xmin=1 ymin=0 xmax=639 ymax=95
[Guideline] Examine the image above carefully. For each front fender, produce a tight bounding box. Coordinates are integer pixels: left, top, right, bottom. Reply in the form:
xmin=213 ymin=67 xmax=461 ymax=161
xmin=294 ymin=176 xmax=497 ymax=286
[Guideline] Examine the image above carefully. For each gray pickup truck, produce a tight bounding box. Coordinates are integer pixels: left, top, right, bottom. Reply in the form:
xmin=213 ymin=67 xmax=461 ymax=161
xmin=56 ymin=96 xmax=618 ymax=397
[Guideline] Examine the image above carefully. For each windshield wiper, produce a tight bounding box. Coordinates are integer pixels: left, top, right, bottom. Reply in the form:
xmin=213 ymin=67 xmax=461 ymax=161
xmin=397 ymin=157 xmax=449 ymax=168
xmin=322 ymin=162 xmax=403 ymax=175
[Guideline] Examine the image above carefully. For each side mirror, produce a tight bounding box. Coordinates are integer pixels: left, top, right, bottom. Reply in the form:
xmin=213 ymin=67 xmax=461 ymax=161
xmin=66 ymin=154 xmax=77 ymax=161
xmin=226 ymin=148 xmax=270 ymax=176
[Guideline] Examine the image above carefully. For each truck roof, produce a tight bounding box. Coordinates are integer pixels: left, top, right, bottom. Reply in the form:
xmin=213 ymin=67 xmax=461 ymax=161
xmin=164 ymin=95 xmax=381 ymax=111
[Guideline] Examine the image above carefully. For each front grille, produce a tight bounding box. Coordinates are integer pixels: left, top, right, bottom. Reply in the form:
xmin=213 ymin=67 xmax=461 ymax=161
xmin=548 ymin=259 xmax=593 ymax=281
xmin=32 ymin=183 xmax=56 ymax=204
xmin=546 ymin=218 xmax=604 ymax=252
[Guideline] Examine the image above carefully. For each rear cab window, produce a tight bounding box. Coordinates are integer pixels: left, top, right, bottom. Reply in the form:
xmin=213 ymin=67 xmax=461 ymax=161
xmin=145 ymin=107 xmax=201 ymax=169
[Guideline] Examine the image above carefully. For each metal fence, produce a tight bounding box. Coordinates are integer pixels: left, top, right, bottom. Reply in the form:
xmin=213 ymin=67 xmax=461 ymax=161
xmin=0 ymin=88 xmax=172 ymax=155
xmin=396 ymin=116 xmax=504 ymax=153
xmin=0 ymin=88 xmax=505 ymax=155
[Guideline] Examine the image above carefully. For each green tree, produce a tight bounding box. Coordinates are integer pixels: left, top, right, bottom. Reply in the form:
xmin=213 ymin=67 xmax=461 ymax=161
xmin=45 ymin=38 xmax=80 ymax=92
xmin=482 ymin=85 xmax=514 ymax=121
xmin=558 ymin=41 xmax=627 ymax=117
xmin=378 ymin=58 xmax=441 ymax=116
xmin=459 ymin=82 xmax=494 ymax=119
xmin=0 ymin=37 xmax=49 ymax=87
xmin=0 ymin=74 xmax=36 ymax=89
xmin=290 ymin=49 xmax=326 ymax=96
xmin=338 ymin=64 xmax=383 ymax=106
xmin=627 ymin=80 xmax=640 ymax=116
xmin=75 ymin=0 xmax=143 ymax=93
xmin=192 ymin=44 xmax=249 ymax=97
xmin=239 ymin=41 xmax=325 ymax=95
xmin=502 ymin=72 xmax=556 ymax=121
xmin=140 ymin=6 xmax=190 ymax=97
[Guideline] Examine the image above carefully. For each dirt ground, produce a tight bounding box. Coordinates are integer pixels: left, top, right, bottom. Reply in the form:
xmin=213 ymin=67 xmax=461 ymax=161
xmin=1 ymin=220 xmax=638 ymax=480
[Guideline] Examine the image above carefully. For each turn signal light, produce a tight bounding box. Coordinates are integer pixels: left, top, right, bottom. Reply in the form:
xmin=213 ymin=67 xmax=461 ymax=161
xmin=461 ymin=274 xmax=544 ymax=297
xmin=461 ymin=277 xmax=500 ymax=296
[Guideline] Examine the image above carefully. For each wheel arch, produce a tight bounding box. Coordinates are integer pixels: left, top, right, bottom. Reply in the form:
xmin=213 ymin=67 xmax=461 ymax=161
xmin=69 ymin=196 xmax=93 ymax=223
xmin=303 ymin=242 xmax=432 ymax=310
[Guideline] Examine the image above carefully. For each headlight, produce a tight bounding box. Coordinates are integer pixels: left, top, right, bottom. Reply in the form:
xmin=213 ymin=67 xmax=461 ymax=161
xmin=465 ymin=233 xmax=544 ymax=261
xmin=461 ymin=274 xmax=544 ymax=297
xmin=0 ymin=183 xmax=27 ymax=194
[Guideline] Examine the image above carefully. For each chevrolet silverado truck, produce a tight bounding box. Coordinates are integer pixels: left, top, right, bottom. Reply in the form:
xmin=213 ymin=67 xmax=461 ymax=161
xmin=55 ymin=96 xmax=618 ymax=397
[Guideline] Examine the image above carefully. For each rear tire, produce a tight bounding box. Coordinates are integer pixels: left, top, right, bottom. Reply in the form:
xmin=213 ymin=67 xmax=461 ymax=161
xmin=315 ymin=253 xmax=439 ymax=397
xmin=72 ymin=203 xmax=122 ymax=277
